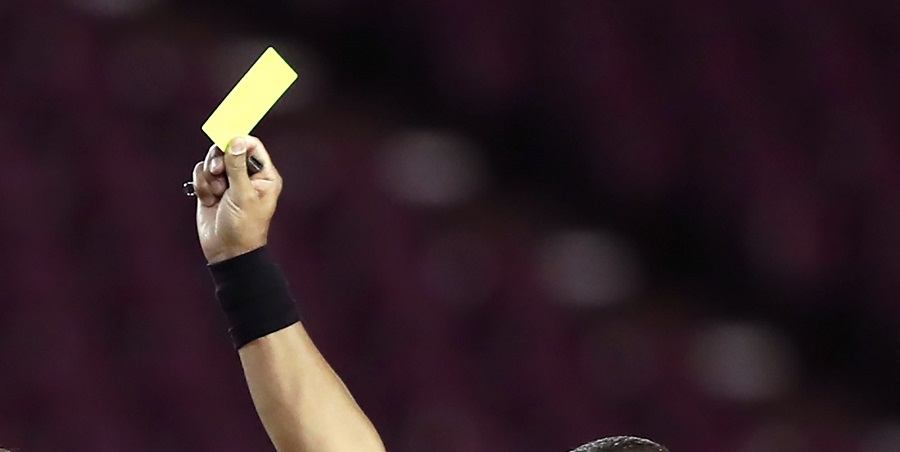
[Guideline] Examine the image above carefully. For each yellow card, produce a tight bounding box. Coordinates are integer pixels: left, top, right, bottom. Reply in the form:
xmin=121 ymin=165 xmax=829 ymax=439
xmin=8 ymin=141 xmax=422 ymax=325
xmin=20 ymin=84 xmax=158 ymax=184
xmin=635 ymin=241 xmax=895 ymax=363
xmin=202 ymin=47 xmax=298 ymax=151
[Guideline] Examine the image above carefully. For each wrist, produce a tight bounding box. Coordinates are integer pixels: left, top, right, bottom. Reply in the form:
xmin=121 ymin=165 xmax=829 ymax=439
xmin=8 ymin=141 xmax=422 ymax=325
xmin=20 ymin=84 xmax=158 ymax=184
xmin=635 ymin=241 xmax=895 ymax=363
xmin=209 ymin=246 xmax=300 ymax=348
xmin=206 ymin=238 xmax=269 ymax=264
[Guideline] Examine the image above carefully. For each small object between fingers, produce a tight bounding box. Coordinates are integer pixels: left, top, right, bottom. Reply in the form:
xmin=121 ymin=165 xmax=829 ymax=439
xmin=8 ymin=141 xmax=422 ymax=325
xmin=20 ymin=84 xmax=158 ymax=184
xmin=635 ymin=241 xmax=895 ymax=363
xmin=183 ymin=181 xmax=196 ymax=197
xmin=247 ymin=155 xmax=264 ymax=175
xmin=183 ymin=155 xmax=264 ymax=197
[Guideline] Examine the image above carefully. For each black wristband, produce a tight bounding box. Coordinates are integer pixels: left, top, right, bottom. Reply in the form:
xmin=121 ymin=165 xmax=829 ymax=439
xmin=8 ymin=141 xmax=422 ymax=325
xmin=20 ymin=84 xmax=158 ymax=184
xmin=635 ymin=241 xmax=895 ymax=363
xmin=208 ymin=246 xmax=300 ymax=349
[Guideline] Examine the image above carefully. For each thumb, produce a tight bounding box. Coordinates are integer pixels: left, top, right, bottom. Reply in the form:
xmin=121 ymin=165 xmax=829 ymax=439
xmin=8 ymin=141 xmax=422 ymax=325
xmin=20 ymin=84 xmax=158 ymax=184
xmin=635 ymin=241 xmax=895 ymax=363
xmin=224 ymin=137 xmax=253 ymax=198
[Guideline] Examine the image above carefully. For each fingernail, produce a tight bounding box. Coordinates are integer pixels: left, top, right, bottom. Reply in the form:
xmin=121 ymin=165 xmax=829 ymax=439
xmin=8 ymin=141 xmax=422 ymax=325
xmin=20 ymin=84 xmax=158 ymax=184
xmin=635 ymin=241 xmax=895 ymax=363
xmin=211 ymin=157 xmax=222 ymax=173
xmin=229 ymin=139 xmax=247 ymax=156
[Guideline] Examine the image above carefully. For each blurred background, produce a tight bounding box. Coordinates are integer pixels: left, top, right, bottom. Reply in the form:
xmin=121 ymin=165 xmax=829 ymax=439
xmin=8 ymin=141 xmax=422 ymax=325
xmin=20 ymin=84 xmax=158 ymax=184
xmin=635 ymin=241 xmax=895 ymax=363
xmin=3 ymin=0 xmax=900 ymax=450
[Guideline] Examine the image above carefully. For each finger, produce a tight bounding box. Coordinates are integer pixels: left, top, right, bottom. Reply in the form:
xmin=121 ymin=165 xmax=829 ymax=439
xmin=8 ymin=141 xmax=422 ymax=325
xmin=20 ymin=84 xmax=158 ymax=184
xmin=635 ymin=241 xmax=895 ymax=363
xmin=209 ymin=174 xmax=227 ymax=197
xmin=203 ymin=146 xmax=228 ymax=196
xmin=199 ymin=145 xmax=228 ymax=197
xmin=210 ymin=155 xmax=224 ymax=175
xmin=192 ymin=162 xmax=217 ymax=207
xmin=224 ymin=136 xmax=254 ymax=199
xmin=203 ymin=144 xmax=225 ymax=175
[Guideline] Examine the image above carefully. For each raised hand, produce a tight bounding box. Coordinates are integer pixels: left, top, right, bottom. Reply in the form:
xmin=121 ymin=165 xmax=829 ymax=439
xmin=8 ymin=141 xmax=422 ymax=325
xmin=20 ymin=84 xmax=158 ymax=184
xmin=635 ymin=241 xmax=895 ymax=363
xmin=191 ymin=136 xmax=283 ymax=264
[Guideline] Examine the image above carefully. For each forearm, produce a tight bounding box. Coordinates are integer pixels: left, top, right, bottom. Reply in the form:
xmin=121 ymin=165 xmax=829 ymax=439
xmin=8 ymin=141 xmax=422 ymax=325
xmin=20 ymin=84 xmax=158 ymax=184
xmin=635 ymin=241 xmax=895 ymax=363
xmin=239 ymin=323 xmax=384 ymax=452
xmin=195 ymin=138 xmax=383 ymax=451
xmin=210 ymin=247 xmax=383 ymax=452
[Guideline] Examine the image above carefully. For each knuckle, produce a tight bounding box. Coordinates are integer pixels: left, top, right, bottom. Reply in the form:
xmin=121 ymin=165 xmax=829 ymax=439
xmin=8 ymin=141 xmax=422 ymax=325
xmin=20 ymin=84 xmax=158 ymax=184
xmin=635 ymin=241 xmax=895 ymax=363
xmin=194 ymin=180 xmax=211 ymax=196
xmin=192 ymin=162 xmax=205 ymax=181
xmin=227 ymin=154 xmax=247 ymax=168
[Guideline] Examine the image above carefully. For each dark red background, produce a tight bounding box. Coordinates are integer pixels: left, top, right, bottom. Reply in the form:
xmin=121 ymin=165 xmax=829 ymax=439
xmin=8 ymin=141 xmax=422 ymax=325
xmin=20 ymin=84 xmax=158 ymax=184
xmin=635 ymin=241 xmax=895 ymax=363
xmin=2 ymin=0 xmax=900 ymax=450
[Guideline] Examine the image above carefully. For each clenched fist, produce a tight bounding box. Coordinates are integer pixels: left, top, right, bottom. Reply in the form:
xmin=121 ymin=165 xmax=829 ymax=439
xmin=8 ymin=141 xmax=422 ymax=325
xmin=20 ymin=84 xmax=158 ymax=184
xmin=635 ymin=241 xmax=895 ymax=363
xmin=191 ymin=136 xmax=283 ymax=264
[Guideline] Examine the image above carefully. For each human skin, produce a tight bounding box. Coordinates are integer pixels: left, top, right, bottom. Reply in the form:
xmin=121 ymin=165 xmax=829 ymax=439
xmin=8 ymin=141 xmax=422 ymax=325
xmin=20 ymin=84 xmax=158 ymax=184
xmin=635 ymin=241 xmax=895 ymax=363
xmin=191 ymin=136 xmax=385 ymax=452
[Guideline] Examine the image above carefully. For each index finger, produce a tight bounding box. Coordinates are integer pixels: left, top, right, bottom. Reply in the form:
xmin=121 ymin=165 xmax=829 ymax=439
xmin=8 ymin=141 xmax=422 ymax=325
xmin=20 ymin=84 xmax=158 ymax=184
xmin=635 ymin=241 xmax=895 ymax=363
xmin=204 ymin=144 xmax=226 ymax=176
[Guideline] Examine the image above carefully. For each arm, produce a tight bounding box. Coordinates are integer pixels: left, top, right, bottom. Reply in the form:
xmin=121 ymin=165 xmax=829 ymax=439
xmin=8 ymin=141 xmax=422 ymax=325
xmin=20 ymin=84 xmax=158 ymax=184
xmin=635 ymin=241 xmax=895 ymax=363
xmin=191 ymin=136 xmax=385 ymax=452
xmin=239 ymin=323 xmax=383 ymax=451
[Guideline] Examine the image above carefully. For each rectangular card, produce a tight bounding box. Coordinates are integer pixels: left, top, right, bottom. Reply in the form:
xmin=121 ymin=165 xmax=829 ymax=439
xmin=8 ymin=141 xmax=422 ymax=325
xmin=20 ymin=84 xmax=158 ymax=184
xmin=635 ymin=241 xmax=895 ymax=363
xmin=201 ymin=47 xmax=298 ymax=151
